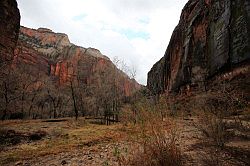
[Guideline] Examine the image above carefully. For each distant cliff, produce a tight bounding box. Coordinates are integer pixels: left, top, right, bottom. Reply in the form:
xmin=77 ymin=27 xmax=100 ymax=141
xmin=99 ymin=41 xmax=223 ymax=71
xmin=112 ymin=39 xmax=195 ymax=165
xmin=0 ymin=1 xmax=141 ymax=119
xmin=147 ymin=0 xmax=250 ymax=94
xmin=16 ymin=26 xmax=141 ymax=96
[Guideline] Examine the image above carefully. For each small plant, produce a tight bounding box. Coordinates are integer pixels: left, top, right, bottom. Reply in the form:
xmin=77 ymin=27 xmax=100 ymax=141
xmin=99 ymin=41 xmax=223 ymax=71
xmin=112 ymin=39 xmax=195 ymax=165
xmin=102 ymin=160 xmax=109 ymax=166
xmin=113 ymin=145 xmax=121 ymax=159
xmin=50 ymin=127 xmax=64 ymax=138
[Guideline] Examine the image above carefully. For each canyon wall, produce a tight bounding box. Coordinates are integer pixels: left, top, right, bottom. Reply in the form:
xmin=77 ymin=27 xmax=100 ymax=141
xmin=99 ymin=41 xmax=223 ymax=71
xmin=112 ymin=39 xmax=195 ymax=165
xmin=16 ymin=26 xmax=141 ymax=96
xmin=147 ymin=0 xmax=250 ymax=94
xmin=0 ymin=0 xmax=20 ymax=63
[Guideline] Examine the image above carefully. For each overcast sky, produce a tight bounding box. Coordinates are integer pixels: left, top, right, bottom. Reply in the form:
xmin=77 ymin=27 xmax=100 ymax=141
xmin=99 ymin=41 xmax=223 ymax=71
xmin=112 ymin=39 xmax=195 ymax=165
xmin=16 ymin=0 xmax=188 ymax=85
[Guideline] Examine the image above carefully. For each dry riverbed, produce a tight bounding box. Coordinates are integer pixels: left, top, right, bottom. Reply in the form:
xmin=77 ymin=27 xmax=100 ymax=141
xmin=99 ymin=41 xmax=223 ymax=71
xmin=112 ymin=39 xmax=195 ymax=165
xmin=0 ymin=116 xmax=249 ymax=166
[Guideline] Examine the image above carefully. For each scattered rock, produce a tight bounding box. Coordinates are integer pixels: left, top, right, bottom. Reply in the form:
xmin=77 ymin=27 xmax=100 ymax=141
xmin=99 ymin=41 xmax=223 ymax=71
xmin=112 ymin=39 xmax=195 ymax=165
xmin=61 ymin=160 xmax=67 ymax=165
xmin=15 ymin=161 xmax=23 ymax=166
xmin=100 ymin=152 xmax=105 ymax=158
xmin=87 ymin=155 xmax=93 ymax=160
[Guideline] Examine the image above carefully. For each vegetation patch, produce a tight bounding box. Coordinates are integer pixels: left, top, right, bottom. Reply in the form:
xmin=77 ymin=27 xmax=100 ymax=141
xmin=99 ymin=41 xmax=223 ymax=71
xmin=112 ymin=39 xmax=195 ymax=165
xmin=0 ymin=129 xmax=47 ymax=147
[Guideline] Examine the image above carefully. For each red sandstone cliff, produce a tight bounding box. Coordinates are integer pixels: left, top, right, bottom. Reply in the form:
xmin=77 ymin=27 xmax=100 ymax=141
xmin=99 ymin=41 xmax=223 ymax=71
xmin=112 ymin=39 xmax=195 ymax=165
xmin=16 ymin=26 xmax=141 ymax=96
xmin=0 ymin=0 xmax=20 ymax=63
xmin=147 ymin=0 xmax=250 ymax=94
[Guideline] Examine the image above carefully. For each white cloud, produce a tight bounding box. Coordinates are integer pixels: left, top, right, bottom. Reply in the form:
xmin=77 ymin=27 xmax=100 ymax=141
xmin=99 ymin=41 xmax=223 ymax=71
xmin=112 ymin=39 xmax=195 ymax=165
xmin=17 ymin=0 xmax=188 ymax=85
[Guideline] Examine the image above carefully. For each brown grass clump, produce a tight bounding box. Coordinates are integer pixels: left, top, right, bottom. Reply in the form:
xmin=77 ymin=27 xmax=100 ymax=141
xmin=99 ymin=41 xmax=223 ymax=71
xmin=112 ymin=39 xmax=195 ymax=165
xmin=121 ymin=103 xmax=182 ymax=166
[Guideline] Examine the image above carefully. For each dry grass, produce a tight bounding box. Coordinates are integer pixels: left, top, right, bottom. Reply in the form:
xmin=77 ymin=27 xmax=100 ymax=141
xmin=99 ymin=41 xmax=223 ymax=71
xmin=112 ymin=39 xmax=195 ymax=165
xmin=0 ymin=118 xmax=126 ymax=165
xmin=119 ymin=106 xmax=183 ymax=166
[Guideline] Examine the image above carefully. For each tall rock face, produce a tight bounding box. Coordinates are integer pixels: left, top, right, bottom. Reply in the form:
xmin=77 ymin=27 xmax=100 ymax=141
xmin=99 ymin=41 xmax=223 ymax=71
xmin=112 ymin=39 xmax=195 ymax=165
xmin=0 ymin=0 xmax=20 ymax=63
xmin=147 ymin=0 xmax=250 ymax=94
xmin=16 ymin=26 xmax=141 ymax=96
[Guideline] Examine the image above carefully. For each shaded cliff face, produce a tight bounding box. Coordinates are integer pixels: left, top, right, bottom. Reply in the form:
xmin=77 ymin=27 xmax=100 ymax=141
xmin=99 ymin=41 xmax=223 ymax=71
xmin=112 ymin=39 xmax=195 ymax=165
xmin=0 ymin=0 xmax=20 ymax=63
xmin=147 ymin=0 xmax=250 ymax=94
xmin=17 ymin=27 xmax=141 ymax=96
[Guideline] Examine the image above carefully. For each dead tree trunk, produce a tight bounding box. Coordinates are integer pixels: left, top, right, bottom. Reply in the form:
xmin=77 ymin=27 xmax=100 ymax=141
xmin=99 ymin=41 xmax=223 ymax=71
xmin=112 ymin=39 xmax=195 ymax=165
xmin=70 ymin=81 xmax=78 ymax=120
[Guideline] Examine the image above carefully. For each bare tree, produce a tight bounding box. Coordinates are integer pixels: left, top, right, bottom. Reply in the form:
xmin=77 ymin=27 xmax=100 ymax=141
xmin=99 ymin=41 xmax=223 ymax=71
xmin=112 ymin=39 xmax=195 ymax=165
xmin=46 ymin=88 xmax=63 ymax=119
xmin=0 ymin=66 xmax=20 ymax=120
xmin=129 ymin=65 xmax=137 ymax=80
xmin=69 ymin=79 xmax=78 ymax=120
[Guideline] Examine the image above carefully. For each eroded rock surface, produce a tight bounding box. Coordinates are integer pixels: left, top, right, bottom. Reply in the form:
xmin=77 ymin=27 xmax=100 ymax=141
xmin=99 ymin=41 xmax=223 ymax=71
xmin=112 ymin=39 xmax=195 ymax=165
xmin=147 ymin=0 xmax=250 ymax=94
xmin=0 ymin=0 xmax=20 ymax=63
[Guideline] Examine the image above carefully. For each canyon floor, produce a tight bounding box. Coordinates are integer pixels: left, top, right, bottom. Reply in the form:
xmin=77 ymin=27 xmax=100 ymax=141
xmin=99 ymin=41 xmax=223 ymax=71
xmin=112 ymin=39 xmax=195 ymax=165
xmin=0 ymin=115 xmax=249 ymax=166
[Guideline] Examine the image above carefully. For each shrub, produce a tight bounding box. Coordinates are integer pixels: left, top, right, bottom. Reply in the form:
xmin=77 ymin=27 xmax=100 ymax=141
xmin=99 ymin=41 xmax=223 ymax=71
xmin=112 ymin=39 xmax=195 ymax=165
xmin=193 ymin=89 xmax=247 ymax=148
xmin=195 ymin=110 xmax=227 ymax=148
xmin=122 ymin=107 xmax=182 ymax=166
xmin=9 ymin=112 xmax=24 ymax=120
xmin=29 ymin=130 xmax=47 ymax=141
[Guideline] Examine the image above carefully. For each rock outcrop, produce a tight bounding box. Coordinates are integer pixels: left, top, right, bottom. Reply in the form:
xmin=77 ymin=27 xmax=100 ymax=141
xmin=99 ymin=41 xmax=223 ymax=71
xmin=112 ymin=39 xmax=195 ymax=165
xmin=147 ymin=0 xmax=250 ymax=94
xmin=19 ymin=26 xmax=72 ymax=59
xmin=16 ymin=26 xmax=141 ymax=96
xmin=0 ymin=0 xmax=20 ymax=63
